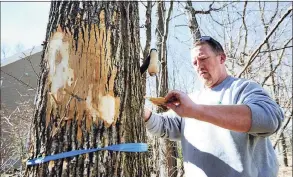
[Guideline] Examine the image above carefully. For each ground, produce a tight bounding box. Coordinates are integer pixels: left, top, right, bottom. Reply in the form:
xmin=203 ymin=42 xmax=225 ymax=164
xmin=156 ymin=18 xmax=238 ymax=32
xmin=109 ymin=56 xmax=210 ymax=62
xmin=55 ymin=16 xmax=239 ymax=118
xmin=278 ymin=167 xmax=292 ymax=177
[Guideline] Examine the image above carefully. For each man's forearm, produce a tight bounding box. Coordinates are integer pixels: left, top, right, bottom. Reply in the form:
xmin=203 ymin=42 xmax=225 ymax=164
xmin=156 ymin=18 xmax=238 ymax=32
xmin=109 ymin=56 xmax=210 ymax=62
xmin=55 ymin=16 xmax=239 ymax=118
xmin=190 ymin=104 xmax=252 ymax=132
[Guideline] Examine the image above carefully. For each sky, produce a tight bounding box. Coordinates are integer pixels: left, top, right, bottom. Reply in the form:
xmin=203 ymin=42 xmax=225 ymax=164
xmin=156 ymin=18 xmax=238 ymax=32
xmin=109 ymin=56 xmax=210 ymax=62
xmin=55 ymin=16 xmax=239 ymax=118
xmin=1 ymin=2 xmax=51 ymax=59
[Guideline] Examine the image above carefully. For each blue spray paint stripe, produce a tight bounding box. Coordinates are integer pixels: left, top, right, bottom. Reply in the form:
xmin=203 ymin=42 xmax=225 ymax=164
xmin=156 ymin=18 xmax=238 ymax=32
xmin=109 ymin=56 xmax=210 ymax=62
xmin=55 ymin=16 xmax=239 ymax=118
xmin=27 ymin=143 xmax=148 ymax=166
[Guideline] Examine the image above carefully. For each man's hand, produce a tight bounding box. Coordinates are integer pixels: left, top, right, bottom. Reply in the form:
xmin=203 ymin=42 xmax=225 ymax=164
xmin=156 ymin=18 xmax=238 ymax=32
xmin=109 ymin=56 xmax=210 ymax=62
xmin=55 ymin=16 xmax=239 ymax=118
xmin=165 ymin=90 xmax=197 ymax=118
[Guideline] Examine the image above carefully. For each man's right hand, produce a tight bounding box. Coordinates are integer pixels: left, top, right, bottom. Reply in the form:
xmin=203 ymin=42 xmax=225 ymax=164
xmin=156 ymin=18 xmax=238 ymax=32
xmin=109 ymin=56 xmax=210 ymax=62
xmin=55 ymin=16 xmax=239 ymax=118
xmin=144 ymin=108 xmax=152 ymax=122
xmin=165 ymin=90 xmax=196 ymax=118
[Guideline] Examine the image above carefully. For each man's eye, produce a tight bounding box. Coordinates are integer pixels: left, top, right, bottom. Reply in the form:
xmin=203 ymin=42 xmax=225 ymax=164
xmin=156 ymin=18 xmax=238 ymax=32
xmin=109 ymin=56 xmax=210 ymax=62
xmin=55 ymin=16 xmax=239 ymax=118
xmin=193 ymin=60 xmax=197 ymax=66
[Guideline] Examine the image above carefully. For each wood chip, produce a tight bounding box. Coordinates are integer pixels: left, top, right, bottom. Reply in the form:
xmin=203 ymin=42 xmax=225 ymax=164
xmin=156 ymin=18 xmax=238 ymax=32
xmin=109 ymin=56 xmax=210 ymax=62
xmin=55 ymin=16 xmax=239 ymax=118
xmin=145 ymin=97 xmax=167 ymax=106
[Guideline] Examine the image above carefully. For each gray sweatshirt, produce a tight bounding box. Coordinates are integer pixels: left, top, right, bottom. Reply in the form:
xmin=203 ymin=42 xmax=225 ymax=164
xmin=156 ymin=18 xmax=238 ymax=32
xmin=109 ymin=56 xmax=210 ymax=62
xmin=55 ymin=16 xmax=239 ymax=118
xmin=146 ymin=76 xmax=284 ymax=177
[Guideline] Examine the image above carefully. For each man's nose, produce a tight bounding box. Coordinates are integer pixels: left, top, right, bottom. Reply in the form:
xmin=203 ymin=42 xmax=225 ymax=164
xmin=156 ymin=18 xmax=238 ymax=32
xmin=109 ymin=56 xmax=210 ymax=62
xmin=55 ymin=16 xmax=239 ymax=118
xmin=197 ymin=60 xmax=204 ymax=69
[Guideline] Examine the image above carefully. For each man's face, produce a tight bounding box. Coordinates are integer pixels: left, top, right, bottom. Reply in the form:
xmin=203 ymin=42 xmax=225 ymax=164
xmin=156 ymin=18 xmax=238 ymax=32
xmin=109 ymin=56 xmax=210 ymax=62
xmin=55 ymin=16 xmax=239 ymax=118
xmin=191 ymin=44 xmax=225 ymax=88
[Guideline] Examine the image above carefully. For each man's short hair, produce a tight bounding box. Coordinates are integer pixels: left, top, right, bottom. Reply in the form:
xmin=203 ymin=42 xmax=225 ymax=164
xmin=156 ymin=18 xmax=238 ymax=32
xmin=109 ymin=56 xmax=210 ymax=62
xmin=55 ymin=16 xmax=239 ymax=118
xmin=193 ymin=36 xmax=224 ymax=54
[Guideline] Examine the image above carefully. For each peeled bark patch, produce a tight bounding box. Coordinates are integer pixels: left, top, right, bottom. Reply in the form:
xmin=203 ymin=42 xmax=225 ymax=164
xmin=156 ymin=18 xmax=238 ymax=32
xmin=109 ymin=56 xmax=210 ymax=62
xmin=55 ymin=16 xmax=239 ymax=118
xmin=45 ymin=11 xmax=120 ymax=134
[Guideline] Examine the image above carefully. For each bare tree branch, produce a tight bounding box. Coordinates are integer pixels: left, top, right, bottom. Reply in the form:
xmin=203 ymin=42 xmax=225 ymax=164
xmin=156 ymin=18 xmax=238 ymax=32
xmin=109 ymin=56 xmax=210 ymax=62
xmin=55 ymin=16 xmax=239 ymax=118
xmin=169 ymin=13 xmax=184 ymax=21
xmin=273 ymin=115 xmax=292 ymax=149
xmin=259 ymin=45 xmax=293 ymax=53
xmin=237 ymin=6 xmax=292 ymax=78
xmin=143 ymin=1 xmax=152 ymax=59
xmin=20 ymin=46 xmax=40 ymax=78
xmin=261 ymin=38 xmax=292 ymax=85
xmin=0 ymin=70 xmax=36 ymax=90
xmin=139 ymin=1 xmax=147 ymax=8
xmin=242 ymin=1 xmax=248 ymax=56
xmin=240 ymin=44 xmax=293 ymax=56
xmin=165 ymin=2 xmax=173 ymax=39
xmin=175 ymin=25 xmax=188 ymax=27
xmin=190 ymin=1 xmax=233 ymax=14
xmin=269 ymin=2 xmax=279 ymax=24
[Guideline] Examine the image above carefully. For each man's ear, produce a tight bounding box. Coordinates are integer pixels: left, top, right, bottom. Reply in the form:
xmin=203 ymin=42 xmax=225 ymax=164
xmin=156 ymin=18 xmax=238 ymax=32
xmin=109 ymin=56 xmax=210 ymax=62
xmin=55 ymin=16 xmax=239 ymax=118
xmin=220 ymin=53 xmax=226 ymax=64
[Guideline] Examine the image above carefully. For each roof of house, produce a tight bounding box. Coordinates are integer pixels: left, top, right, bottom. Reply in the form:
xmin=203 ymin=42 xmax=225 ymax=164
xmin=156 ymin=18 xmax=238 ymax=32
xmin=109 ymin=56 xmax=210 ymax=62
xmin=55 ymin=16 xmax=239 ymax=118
xmin=1 ymin=45 xmax=43 ymax=67
xmin=1 ymin=47 xmax=42 ymax=113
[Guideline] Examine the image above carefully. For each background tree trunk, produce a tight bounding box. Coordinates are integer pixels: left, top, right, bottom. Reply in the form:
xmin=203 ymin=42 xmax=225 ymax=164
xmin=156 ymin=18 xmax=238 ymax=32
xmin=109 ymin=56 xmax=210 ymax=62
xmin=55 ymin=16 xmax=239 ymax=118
xmin=280 ymin=132 xmax=289 ymax=166
xmin=155 ymin=2 xmax=178 ymax=177
xmin=25 ymin=2 xmax=150 ymax=176
xmin=141 ymin=2 xmax=163 ymax=176
xmin=184 ymin=1 xmax=202 ymax=43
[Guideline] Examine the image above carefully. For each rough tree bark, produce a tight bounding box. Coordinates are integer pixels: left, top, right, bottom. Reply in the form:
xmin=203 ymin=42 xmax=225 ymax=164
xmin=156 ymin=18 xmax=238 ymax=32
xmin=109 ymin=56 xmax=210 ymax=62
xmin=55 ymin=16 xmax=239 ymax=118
xmin=155 ymin=2 xmax=177 ymax=177
xmin=25 ymin=2 xmax=150 ymax=176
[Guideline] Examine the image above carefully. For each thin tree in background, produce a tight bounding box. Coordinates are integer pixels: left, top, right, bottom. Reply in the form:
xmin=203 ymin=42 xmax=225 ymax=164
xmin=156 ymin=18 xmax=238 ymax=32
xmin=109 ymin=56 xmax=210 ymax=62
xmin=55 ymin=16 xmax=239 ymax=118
xmin=155 ymin=2 xmax=178 ymax=177
xmin=140 ymin=1 xmax=163 ymax=176
xmin=259 ymin=2 xmax=289 ymax=166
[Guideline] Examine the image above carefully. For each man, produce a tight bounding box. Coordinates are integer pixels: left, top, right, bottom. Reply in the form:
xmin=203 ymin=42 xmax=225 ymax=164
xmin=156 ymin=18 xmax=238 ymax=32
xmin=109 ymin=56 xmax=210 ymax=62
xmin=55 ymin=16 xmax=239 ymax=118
xmin=144 ymin=36 xmax=284 ymax=177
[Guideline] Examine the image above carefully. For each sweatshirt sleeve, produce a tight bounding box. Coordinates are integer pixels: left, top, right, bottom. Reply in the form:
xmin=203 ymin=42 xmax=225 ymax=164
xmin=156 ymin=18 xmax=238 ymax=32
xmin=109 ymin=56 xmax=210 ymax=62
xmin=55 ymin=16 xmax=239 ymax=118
xmin=145 ymin=110 xmax=182 ymax=141
xmin=233 ymin=80 xmax=284 ymax=137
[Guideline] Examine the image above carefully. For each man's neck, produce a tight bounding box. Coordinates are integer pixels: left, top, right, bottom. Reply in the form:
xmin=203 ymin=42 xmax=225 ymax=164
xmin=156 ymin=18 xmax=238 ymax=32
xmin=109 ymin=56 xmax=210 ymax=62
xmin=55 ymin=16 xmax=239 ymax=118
xmin=206 ymin=73 xmax=229 ymax=89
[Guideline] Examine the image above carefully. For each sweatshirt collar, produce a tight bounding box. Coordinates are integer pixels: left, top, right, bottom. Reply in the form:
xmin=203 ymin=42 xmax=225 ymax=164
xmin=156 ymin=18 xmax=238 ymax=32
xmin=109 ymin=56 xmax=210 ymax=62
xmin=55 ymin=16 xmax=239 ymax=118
xmin=204 ymin=75 xmax=233 ymax=92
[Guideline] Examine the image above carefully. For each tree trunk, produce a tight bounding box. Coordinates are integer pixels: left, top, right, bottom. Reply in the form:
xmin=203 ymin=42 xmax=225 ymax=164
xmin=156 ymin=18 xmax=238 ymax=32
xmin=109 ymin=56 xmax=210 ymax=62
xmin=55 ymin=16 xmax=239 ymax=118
xmin=143 ymin=2 xmax=153 ymax=60
xmin=25 ymin=2 xmax=150 ymax=176
xmin=185 ymin=1 xmax=201 ymax=43
xmin=280 ymin=132 xmax=288 ymax=166
xmin=155 ymin=2 xmax=178 ymax=177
